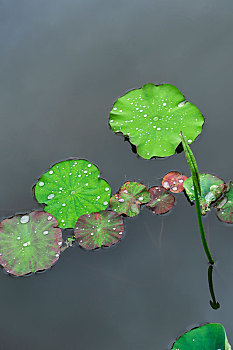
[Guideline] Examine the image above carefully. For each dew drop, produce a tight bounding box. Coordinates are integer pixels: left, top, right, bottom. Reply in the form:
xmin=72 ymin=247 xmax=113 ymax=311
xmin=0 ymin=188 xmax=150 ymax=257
xmin=49 ymin=170 xmax=53 ymax=174
xmin=39 ymin=182 xmax=44 ymax=187
xmin=43 ymin=230 xmax=49 ymax=235
xmin=48 ymin=194 xmax=55 ymax=200
xmin=20 ymin=215 xmax=30 ymax=224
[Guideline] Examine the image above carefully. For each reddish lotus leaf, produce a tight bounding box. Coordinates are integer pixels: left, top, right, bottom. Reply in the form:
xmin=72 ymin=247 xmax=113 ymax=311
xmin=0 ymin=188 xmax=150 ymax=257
xmin=110 ymin=181 xmax=150 ymax=217
xmin=0 ymin=211 xmax=62 ymax=276
xmin=162 ymin=171 xmax=187 ymax=193
xmin=146 ymin=186 xmax=175 ymax=214
xmin=74 ymin=210 xmax=124 ymax=250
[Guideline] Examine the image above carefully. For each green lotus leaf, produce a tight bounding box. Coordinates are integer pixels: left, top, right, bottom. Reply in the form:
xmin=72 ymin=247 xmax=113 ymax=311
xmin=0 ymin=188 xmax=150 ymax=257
xmin=109 ymin=83 xmax=204 ymax=159
xmin=146 ymin=186 xmax=175 ymax=214
xmin=183 ymin=173 xmax=226 ymax=215
xmin=0 ymin=211 xmax=62 ymax=276
xmin=110 ymin=181 xmax=150 ymax=217
xmin=172 ymin=323 xmax=231 ymax=349
xmin=34 ymin=159 xmax=111 ymax=228
xmin=74 ymin=210 xmax=124 ymax=250
xmin=216 ymin=181 xmax=233 ymax=224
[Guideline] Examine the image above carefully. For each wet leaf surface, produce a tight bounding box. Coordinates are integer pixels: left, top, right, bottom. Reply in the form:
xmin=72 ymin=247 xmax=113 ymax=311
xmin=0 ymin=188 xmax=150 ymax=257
xmin=216 ymin=182 xmax=233 ymax=224
xmin=172 ymin=323 xmax=231 ymax=350
xmin=0 ymin=211 xmax=62 ymax=276
xmin=110 ymin=181 xmax=150 ymax=217
xmin=109 ymin=83 xmax=204 ymax=159
xmin=183 ymin=173 xmax=226 ymax=215
xmin=146 ymin=186 xmax=175 ymax=214
xmin=34 ymin=159 xmax=111 ymax=228
xmin=162 ymin=171 xmax=187 ymax=193
xmin=74 ymin=210 xmax=124 ymax=250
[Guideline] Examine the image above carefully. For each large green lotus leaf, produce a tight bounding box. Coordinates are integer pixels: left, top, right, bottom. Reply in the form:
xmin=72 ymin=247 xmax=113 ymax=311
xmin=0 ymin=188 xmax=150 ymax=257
xmin=110 ymin=181 xmax=150 ymax=217
xmin=183 ymin=173 xmax=226 ymax=215
xmin=74 ymin=210 xmax=124 ymax=250
xmin=109 ymin=83 xmax=204 ymax=159
xmin=216 ymin=182 xmax=233 ymax=224
xmin=0 ymin=211 xmax=62 ymax=276
xmin=34 ymin=159 xmax=111 ymax=228
xmin=172 ymin=323 xmax=231 ymax=350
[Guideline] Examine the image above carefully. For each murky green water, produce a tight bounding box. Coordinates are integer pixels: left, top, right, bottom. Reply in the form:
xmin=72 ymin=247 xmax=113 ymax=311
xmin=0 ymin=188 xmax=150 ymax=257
xmin=0 ymin=1 xmax=233 ymax=348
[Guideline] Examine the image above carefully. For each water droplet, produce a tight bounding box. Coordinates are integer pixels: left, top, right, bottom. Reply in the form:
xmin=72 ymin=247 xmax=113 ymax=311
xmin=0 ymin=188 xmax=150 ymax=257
xmin=62 ymin=203 xmax=66 ymax=207
xmin=20 ymin=215 xmax=30 ymax=224
xmin=105 ymin=187 xmax=109 ymax=191
xmin=48 ymin=194 xmax=55 ymax=200
xmin=48 ymin=216 xmax=52 ymax=220
xmin=103 ymin=201 xmax=108 ymax=205
xmin=39 ymin=182 xmax=44 ymax=187
xmin=138 ymin=197 xmax=144 ymax=201
xmin=49 ymin=170 xmax=53 ymax=174
xmin=43 ymin=230 xmax=49 ymax=235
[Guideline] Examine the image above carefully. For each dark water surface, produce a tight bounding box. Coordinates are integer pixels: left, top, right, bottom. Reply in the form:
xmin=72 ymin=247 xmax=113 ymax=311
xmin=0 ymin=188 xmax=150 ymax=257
xmin=1 ymin=1 xmax=233 ymax=349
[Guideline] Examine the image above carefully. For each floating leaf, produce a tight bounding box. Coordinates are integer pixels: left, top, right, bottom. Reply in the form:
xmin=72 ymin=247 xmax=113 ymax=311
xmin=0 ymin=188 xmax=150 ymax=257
xmin=74 ymin=210 xmax=124 ymax=250
xmin=34 ymin=159 xmax=111 ymax=228
xmin=110 ymin=181 xmax=150 ymax=217
xmin=183 ymin=173 xmax=226 ymax=215
xmin=216 ymin=182 xmax=233 ymax=224
xmin=162 ymin=171 xmax=187 ymax=193
xmin=0 ymin=211 xmax=62 ymax=276
xmin=172 ymin=323 xmax=231 ymax=350
xmin=109 ymin=83 xmax=204 ymax=159
xmin=146 ymin=186 xmax=175 ymax=214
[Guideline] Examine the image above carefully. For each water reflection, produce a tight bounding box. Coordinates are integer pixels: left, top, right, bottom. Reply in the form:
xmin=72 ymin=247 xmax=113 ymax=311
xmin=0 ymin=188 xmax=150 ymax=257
xmin=208 ymin=265 xmax=220 ymax=310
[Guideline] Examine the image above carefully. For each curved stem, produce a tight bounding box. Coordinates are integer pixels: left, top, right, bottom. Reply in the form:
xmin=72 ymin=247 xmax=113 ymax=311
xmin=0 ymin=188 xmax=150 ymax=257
xmin=194 ymin=184 xmax=214 ymax=265
xmin=208 ymin=265 xmax=220 ymax=309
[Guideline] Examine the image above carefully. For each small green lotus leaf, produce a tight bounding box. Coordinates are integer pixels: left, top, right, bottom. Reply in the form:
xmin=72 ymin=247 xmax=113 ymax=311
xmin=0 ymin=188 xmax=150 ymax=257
xmin=0 ymin=211 xmax=62 ymax=276
xmin=74 ymin=210 xmax=124 ymax=250
xmin=109 ymin=83 xmax=204 ymax=159
xmin=34 ymin=159 xmax=111 ymax=228
xmin=110 ymin=181 xmax=150 ymax=217
xmin=216 ymin=182 xmax=233 ymax=224
xmin=172 ymin=323 xmax=231 ymax=350
xmin=146 ymin=186 xmax=175 ymax=214
xmin=183 ymin=173 xmax=226 ymax=215
xmin=162 ymin=171 xmax=187 ymax=193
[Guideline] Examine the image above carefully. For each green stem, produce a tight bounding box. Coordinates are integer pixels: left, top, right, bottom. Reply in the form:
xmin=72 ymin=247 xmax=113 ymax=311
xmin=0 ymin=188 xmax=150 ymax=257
xmin=193 ymin=184 xmax=214 ymax=265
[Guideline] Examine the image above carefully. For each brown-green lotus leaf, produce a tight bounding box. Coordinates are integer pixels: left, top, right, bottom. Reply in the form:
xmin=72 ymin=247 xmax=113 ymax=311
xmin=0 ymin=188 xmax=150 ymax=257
xmin=110 ymin=181 xmax=150 ymax=217
xmin=216 ymin=182 xmax=233 ymax=224
xmin=146 ymin=186 xmax=175 ymax=214
xmin=74 ymin=210 xmax=124 ymax=250
xmin=0 ymin=211 xmax=62 ymax=276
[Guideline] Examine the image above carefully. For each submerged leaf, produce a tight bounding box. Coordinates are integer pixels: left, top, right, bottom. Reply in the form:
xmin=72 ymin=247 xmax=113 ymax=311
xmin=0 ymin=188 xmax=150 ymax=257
xmin=109 ymin=83 xmax=204 ymax=159
xmin=110 ymin=181 xmax=150 ymax=217
xmin=146 ymin=186 xmax=175 ymax=214
xmin=162 ymin=171 xmax=187 ymax=193
xmin=216 ymin=182 xmax=233 ymax=224
xmin=34 ymin=159 xmax=111 ymax=228
xmin=172 ymin=323 xmax=231 ymax=350
xmin=183 ymin=174 xmax=226 ymax=215
xmin=0 ymin=211 xmax=62 ymax=276
xmin=74 ymin=210 xmax=124 ymax=250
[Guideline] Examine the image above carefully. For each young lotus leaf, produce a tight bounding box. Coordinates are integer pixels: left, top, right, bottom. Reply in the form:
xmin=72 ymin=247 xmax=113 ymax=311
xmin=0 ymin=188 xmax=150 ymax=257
xmin=162 ymin=171 xmax=187 ymax=193
xmin=34 ymin=159 xmax=111 ymax=228
xmin=109 ymin=83 xmax=204 ymax=159
xmin=0 ymin=211 xmax=62 ymax=276
xmin=146 ymin=186 xmax=175 ymax=214
xmin=216 ymin=182 xmax=233 ymax=224
xmin=74 ymin=210 xmax=124 ymax=250
xmin=171 ymin=323 xmax=231 ymax=350
xmin=183 ymin=173 xmax=226 ymax=215
xmin=110 ymin=181 xmax=150 ymax=217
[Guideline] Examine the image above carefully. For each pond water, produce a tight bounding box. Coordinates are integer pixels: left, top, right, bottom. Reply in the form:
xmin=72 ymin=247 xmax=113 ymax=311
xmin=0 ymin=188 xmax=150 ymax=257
xmin=0 ymin=1 xmax=233 ymax=349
